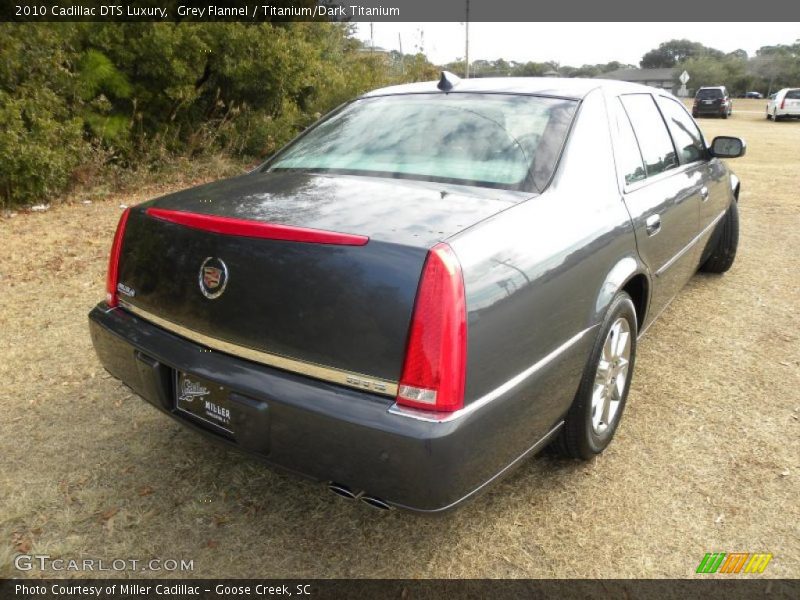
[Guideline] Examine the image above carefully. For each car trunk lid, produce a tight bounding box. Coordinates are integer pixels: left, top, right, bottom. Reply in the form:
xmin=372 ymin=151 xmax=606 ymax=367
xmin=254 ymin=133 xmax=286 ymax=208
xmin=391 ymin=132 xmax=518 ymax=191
xmin=114 ymin=171 xmax=528 ymax=389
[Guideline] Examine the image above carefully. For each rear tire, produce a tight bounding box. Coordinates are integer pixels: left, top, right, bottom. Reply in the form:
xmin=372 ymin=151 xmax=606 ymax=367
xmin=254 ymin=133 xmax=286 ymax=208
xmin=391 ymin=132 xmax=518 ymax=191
xmin=700 ymin=201 xmax=739 ymax=274
xmin=553 ymin=292 xmax=637 ymax=459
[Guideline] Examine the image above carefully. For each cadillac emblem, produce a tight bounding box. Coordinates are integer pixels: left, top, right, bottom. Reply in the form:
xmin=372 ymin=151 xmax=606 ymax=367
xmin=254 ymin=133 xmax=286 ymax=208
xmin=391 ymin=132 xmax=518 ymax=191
xmin=199 ymin=257 xmax=228 ymax=299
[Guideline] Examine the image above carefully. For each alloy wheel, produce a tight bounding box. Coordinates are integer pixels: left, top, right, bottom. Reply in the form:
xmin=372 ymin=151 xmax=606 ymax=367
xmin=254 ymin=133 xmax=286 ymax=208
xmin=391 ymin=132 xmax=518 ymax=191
xmin=591 ymin=317 xmax=632 ymax=434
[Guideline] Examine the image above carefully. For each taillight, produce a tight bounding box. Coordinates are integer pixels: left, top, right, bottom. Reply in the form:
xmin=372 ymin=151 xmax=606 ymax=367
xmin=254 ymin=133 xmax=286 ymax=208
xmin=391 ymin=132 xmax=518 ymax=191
xmin=781 ymin=97 xmax=786 ymax=109
xmin=105 ymin=207 xmax=131 ymax=307
xmin=396 ymin=243 xmax=467 ymax=412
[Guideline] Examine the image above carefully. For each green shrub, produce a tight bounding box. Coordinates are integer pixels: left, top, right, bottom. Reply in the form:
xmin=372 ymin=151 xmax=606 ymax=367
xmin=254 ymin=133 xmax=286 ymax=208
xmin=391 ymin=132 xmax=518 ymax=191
xmin=0 ymin=89 xmax=85 ymax=207
xmin=0 ymin=22 xmax=438 ymax=207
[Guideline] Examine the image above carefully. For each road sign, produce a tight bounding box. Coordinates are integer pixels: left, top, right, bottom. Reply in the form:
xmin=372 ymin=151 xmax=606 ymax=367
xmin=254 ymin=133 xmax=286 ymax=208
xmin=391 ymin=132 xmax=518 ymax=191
xmin=679 ymin=70 xmax=690 ymax=84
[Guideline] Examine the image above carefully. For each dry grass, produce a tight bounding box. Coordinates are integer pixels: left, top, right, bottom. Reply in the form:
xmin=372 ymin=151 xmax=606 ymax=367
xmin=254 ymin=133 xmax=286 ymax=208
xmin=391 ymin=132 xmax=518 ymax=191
xmin=1 ymin=100 xmax=798 ymax=579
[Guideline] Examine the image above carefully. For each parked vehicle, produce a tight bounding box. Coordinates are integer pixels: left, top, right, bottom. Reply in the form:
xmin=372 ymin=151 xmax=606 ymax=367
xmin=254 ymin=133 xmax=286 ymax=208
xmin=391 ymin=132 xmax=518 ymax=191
xmin=89 ymin=74 xmax=745 ymax=512
xmin=693 ymin=86 xmax=733 ymax=118
xmin=744 ymin=91 xmax=763 ymax=99
xmin=767 ymin=88 xmax=800 ymax=120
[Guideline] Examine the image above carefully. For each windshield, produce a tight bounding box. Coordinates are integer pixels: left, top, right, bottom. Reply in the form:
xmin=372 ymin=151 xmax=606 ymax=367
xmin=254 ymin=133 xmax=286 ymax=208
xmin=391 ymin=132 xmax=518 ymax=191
xmin=696 ymin=89 xmax=724 ymax=99
xmin=266 ymin=93 xmax=578 ymax=191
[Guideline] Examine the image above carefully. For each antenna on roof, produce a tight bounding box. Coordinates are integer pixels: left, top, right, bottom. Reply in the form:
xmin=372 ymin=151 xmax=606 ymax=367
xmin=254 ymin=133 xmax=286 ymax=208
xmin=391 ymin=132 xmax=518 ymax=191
xmin=438 ymin=71 xmax=462 ymax=92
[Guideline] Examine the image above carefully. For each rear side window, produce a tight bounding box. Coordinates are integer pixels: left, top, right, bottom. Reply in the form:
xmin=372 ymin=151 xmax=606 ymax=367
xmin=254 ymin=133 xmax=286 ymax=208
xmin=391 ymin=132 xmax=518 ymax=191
xmin=786 ymin=89 xmax=800 ymax=100
xmin=657 ymin=96 xmax=707 ymax=164
xmin=610 ymin=98 xmax=646 ymax=186
xmin=620 ymin=94 xmax=678 ymax=178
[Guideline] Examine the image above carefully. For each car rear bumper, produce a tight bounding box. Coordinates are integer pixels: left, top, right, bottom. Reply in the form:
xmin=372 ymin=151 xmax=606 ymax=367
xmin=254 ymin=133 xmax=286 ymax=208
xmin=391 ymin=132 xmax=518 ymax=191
xmin=88 ymin=304 xmax=564 ymax=512
xmin=694 ymin=106 xmax=727 ymax=115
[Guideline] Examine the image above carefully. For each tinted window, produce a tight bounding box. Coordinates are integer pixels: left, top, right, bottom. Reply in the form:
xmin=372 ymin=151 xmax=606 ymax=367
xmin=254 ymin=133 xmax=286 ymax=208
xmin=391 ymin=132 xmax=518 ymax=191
xmin=267 ymin=94 xmax=577 ymax=191
xmin=696 ymin=88 xmax=723 ymax=99
xmin=610 ymin=98 xmax=646 ymax=186
xmin=785 ymin=89 xmax=800 ymax=99
xmin=657 ymin=96 xmax=707 ymax=164
xmin=620 ymin=94 xmax=678 ymax=177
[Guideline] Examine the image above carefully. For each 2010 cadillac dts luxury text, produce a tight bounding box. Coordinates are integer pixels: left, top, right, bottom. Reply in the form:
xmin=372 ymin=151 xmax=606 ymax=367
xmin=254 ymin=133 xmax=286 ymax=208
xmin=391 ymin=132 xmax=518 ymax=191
xmin=89 ymin=74 xmax=745 ymax=512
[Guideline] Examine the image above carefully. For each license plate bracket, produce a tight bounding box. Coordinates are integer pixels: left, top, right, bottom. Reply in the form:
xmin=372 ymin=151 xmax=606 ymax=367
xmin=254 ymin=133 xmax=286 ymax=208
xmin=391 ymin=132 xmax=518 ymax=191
xmin=175 ymin=371 xmax=234 ymax=435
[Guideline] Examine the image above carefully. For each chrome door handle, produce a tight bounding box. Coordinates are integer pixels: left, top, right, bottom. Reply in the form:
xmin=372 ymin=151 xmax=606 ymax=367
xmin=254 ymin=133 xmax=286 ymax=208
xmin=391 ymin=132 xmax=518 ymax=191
xmin=700 ymin=186 xmax=709 ymax=201
xmin=645 ymin=214 xmax=661 ymax=236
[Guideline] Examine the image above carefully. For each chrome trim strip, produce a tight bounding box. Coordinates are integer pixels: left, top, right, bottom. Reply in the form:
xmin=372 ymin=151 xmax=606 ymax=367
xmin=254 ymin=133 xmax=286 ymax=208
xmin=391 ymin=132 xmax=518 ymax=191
xmin=118 ymin=301 xmax=398 ymax=397
xmin=388 ymin=325 xmax=598 ymax=423
xmin=655 ymin=210 xmax=726 ymax=277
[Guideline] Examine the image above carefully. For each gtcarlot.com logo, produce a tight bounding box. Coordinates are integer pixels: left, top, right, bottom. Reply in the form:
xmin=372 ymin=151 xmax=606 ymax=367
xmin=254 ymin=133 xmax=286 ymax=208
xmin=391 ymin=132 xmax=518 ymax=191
xmin=14 ymin=554 xmax=194 ymax=573
xmin=696 ymin=552 xmax=773 ymax=574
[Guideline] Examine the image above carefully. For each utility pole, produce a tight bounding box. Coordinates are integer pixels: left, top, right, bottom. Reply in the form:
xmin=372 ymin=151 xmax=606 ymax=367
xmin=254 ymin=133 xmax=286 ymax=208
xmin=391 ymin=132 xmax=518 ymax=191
xmin=398 ymin=32 xmax=405 ymax=75
xmin=370 ymin=22 xmax=374 ymax=52
xmin=464 ymin=0 xmax=470 ymax=78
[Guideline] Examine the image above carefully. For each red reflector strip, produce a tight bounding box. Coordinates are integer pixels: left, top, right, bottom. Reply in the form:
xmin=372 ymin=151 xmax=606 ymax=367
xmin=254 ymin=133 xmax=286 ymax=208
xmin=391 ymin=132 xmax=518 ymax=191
xmin=145 ymin=208 xmax=369 ymax=246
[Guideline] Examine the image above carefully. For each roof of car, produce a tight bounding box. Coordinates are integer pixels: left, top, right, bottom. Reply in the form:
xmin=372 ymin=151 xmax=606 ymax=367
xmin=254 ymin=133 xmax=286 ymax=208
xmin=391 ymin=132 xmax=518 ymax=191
xmin=362 ymin=76 xmax=661 ymax=101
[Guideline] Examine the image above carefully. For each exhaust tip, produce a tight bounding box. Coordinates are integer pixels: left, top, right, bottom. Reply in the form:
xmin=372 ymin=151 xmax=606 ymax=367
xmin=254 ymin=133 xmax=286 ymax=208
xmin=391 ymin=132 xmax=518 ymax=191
xmin=360 ymin=495 xmax=393 ymax=511
xmin=327 ymin=482 xmax=359 ymax=500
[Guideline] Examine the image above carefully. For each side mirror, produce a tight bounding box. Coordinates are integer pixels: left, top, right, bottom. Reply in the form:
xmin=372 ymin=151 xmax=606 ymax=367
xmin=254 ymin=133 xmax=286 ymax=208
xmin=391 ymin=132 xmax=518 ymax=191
xmin=710 ymin=136 xmax=746 ymax=158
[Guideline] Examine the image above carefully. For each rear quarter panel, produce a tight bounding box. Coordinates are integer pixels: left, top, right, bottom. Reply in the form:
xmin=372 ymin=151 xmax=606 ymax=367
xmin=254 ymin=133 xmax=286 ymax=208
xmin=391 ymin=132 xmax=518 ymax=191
xmin=448 ymin=88 xmax=641 ymax=452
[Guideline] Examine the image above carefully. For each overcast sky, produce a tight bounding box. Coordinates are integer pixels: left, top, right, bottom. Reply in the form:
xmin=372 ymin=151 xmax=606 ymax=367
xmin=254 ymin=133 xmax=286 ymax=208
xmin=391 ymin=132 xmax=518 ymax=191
xmin=355 ymin=23 xmax=800 ymax=66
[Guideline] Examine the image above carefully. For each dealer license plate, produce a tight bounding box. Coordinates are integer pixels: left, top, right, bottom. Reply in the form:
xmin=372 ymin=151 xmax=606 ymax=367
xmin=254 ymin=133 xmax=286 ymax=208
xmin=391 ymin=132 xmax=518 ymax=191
xmin=175 ymin=371 xmax=234 ymax=434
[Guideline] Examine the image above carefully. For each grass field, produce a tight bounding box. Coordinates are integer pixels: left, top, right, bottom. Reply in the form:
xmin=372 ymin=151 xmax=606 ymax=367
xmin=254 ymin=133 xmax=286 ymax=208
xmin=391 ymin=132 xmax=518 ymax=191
xmin=1 ymin=98 xmax=798 ymax=578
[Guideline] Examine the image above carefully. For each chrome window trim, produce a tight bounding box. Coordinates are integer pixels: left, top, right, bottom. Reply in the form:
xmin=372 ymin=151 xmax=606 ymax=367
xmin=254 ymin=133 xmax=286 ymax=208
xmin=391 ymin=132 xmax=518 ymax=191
xmin=118 ymin=301 xmax=398 ymax=397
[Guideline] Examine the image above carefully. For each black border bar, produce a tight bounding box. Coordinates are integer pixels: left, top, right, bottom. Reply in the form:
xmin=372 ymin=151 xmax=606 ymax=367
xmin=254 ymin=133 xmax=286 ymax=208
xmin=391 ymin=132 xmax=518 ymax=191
xmin=2 ymin=579 xmax=800 ymax=600
xmin=2 ymin=0 xmax=799 ymax=22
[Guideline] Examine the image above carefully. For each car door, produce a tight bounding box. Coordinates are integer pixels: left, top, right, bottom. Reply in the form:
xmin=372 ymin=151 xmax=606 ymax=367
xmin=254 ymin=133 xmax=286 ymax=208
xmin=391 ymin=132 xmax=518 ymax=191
xmin=609 ymin=93 xmax=702 ymax=319
xmin=655 ymin=95 xmax=728 ymax=246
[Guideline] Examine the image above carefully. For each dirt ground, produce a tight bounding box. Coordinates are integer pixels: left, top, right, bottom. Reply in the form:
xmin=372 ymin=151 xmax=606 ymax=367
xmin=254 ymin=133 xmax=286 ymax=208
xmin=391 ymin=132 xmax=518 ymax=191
xmin=1 ymin=98 xmax=798 ymax=579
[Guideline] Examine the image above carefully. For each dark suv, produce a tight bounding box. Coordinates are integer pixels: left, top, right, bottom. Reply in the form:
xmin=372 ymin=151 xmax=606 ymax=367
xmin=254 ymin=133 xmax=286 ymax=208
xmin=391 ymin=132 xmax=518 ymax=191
xmin=693 ymin=86 xmax=732 ymax=118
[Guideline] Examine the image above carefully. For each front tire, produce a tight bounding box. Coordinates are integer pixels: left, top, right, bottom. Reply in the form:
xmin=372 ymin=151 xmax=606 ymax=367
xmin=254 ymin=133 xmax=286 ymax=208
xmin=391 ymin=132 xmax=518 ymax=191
xmin=554 ymin=292 xmax=638 ymax=459
xmin=700 ymin=200 xmax=739 ymax=273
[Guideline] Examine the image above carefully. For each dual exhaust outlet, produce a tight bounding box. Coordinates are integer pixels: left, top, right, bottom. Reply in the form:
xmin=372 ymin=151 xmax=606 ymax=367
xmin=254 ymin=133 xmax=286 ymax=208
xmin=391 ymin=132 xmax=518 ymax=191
xmin=327 ymin=483 xmax=393 ymax=511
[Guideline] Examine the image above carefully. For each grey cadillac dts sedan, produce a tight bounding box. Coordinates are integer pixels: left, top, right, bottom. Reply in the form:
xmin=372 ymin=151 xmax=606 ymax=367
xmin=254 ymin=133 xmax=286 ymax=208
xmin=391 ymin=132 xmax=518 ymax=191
xmin=89 ymin=74 xmax=744 ymax=512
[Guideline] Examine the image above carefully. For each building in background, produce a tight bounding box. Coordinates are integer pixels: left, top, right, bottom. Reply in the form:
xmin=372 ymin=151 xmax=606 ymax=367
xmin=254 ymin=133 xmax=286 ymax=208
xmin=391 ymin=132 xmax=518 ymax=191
xmin=599 ymin=67 xmax=678 ymax=93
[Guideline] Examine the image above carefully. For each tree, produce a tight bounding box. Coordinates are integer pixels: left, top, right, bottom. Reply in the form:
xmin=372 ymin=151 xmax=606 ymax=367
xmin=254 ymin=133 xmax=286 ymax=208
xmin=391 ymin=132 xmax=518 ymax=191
xmin=0 ymin=21 xmax=439 ymax=206
xmin=727 ymin=49 xmax=748 ymax=60
xmin=749 ymin=53 xmax=798 ymax=95
xmin=641 ymin=39 xmax=723 ymax=68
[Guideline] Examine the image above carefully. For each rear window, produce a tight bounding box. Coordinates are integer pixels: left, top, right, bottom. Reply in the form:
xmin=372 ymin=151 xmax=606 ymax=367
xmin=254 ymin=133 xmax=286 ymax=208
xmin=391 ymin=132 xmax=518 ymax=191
xmin=785 ymin=89 xmax=800 ymax=100
xmin=696 ymin=88 xmax=724 ymax=99
xmin=266 ymin=93 xmax=578 ymax=191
